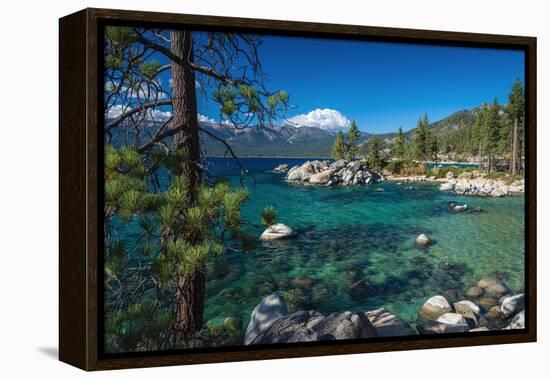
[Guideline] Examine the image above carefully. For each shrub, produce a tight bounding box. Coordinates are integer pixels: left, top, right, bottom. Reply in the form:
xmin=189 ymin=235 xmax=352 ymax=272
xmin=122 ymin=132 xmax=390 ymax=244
xmin=261 ymin=206 xmax=278 ymax=227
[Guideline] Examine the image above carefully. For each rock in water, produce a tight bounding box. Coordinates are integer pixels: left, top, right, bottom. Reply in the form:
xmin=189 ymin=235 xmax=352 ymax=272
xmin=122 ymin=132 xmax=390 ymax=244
xmin=453 ymin=204 xmax=468 ymax=212
xmin=454 ymin=300 xmax=481 ymax=317
xmin=245 ymin=294 xmax=288 ymax=345
xmin=415 ymin=234 xmax=432 ymax=247
xmin=309 ymin=170 xmax=333 ymax=184
xmin=484 ymin=282 xmax=509 ymax=298
xmin=248 ymin=310 xmax=377 ymax=344
xmin=503 ymin=310 xmax=525 ymax=330
xmin=466 ymin=286 xmax=484 ymax=298
xmin=418 ymin=320 xmax=469 ymax=334
xmin=500 ymin=293 xmax=525 ymax=317
xmin=477 ymin=277 xmax=501 ymax=289
xmin=260 ymin=223 xmax=297 ymax=241
xmin=419 ymin=295 xmax=452 ymax=320
xmin=439 ymin=182 xmax=454 ymax=191
xmin=313 ymin=311 xmax=378 ymax=340
xmin=436 ymin=313 xmax=469 ymax=330
xmin=272 ymin=164 xmax=288 ymax=173
xmin=365 ymin=308 xmax=417 ymax=337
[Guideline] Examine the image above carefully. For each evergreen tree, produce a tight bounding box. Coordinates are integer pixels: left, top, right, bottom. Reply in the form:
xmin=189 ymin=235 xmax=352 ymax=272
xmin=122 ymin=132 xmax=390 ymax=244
xmin=506 ymin=78 xmax=525 ymax=175
xmin=430 ymin=133 xmax=439 ymax=163
xmin=394 ymin=127 xmax=405 ymax=160
xmin=474 ymin=103 xmax=488 ymax=171
xmin=414 ymin=115 xmax=429 ymax=162
xmin=332 ymin=130 xmax=347 ymax=160
xmin=103 ymin=26 xmax=290 ymax=349
xmin=483 ymin=99 xmax=501 ymax=172
xmin=366 ymin=135 xmax=381 ymax=170
xmin=347 ymin=120 xmax=361 ymax=161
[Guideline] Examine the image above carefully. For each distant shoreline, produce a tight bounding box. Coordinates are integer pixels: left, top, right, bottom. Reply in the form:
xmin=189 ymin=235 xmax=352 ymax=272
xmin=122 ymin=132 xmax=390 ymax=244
xmin=205 ymin=156 xmax=479 ymax=166
xmin=206 ymin=155 xmax=333 ymax=159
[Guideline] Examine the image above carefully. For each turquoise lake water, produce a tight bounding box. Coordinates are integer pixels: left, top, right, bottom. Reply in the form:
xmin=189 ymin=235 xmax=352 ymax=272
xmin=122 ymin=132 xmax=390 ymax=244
xmin=201 ymin=157 xmax=525 ymax=329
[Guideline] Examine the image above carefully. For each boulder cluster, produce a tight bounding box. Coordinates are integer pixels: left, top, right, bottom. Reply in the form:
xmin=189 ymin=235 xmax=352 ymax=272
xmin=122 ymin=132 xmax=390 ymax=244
xmin=440 ymin=178 xmax=524 ymax=197
xmin=284 ymin=160 xmax=384 ymax=186
xmin=245 ymin=277 xmax=524 ymax=344
xmin=244 ymin=294 xmax=414 ymax=345
xmin=418 ymin=277 xmax=524 ymax=333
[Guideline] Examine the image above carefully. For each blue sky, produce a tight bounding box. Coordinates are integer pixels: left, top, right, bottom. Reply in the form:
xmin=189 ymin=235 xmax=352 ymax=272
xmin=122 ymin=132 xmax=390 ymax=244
xmin=200 ymin=35 xmax=524 ymax=133
xmin=108 ymin=31 xmax=524 ymax=134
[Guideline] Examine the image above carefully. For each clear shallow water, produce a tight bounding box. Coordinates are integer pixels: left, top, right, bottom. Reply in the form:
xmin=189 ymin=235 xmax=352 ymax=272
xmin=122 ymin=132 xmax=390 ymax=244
xmin=202 ymin=158 xmax=525 ymax=329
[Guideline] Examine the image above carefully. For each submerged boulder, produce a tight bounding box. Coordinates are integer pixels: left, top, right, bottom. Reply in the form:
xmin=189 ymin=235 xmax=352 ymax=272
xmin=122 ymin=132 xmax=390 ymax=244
xmin=466 ymin=286 xmax=484 ymax=298
xmin=415 ymin=234 xmax=432 ymax=247
xmin=272 ymin=164 xmax=289 ymax=173
xmin=260 ymin=223 xmax=297 ymax=241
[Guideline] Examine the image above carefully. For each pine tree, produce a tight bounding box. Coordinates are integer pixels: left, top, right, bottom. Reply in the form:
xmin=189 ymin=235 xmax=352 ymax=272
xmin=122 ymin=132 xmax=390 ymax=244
xmin=366 ymin=135 xmax=381 ymax=170
xmin=474 ymin=104 xmax=488 ymax=171
xmin=430 ymin=133 xmax=439 ymax=163
xmin=414 ymin=114 xmax=429 ymax=162
xmin=394 ymin=127 xmax=405 ymax=161
xmin=103 ymin=26 xmax=291 ymax=349
xmin=506 ymin=78 xmax=525 ymax=175
xmin=347 ymin=120 xmax=361 ymax=161
xmin=483 ymin=99 xmax=501 ymax=172
xmin=332 ymin=130 xmax=347 ymax=160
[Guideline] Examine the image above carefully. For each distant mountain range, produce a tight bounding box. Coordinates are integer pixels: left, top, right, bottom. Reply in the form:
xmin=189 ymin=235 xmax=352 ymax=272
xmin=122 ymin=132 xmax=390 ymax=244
xmin=200 ymin=108 xmax=477 ymax=157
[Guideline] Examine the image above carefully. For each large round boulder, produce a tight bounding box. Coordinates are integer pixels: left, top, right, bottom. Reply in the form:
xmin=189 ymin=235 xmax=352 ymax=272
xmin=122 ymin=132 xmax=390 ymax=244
xmin=484 ymin=282 xmax=509 ymax=298
xmin=436 ymin=312 xmax=469 ymax=329
xmin=419 ymin=295 xmax=452 ymax=321
xmin=309 ymin=170 xmax=333 ymax=185
xmin=365 ymin=308 xmax=416 ymax=337
xmin=415 ymin=234 xmax=432 ymax=247
xmin=260 ymin=223 xmax=297 ymax=241
xmin=500 ymin=293 xmax=524 ymax=317
xmin=245 ymin=294 xmax=288 ymax=345
xmin=503 ymin=310 xmax=525 ymax=330
xmin=466 ymin=286 xmax=484 ymax=298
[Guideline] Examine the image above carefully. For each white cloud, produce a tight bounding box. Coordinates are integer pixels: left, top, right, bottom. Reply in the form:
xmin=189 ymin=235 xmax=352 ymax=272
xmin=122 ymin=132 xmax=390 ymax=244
xmin=105 ymin=104 xmax=171 ymax=121
xmin=147 ymin=109 xmax=172 ymax=121
xmin=106 ymin=104 xmax=129 ymax=119
xmin=285 ymin=108 xmax=351 ymax=132
xmin=198 ymin=114 xmax=216 ymax=123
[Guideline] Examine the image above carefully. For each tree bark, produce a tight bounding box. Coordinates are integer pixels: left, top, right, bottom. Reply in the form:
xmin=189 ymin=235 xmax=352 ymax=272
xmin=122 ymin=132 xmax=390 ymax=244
xmin=511 ymin=116 xmax=518 ymax=176
xmin=169 ymin=30 xmax=205 ymax=345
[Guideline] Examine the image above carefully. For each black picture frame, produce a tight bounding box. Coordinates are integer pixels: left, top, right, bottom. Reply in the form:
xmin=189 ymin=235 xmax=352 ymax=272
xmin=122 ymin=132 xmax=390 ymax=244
xmin=59 ymin=8 xmax=537 ymax=371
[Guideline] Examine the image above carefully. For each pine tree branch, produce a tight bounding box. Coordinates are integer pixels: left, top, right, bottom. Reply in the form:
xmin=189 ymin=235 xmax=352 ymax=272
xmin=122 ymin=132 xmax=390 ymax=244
xmin=135 ymin=33 xmax=243 ymax=87
xmin=106 ymin=100 xmax=173 ymax=130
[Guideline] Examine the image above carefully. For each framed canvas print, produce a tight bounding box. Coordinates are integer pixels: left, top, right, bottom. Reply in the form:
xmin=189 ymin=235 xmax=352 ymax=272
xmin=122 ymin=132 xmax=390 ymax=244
xmin=59 ymin=8 xmax=537 ymax=370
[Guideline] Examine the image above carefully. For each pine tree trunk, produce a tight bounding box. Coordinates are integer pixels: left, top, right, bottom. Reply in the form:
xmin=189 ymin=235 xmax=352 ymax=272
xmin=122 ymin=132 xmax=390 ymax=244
xmin=511 ymin=117 xmax=518 ymax=176
xmin=169 ymin=30 xmax=205 ymax=345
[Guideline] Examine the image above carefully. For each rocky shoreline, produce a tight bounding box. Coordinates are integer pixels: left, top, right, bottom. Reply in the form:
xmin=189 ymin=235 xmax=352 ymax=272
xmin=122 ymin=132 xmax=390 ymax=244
xmin=277 ymin=160 xmax=385 ymax=186
xmin=244 ymin=276 xmax=524 ymax=344
xmin=439 ymin=177 xmax=524 ymax=197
